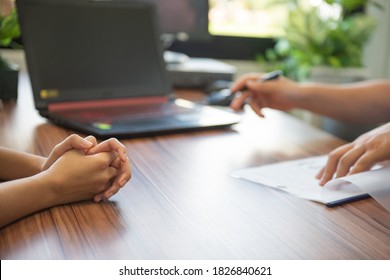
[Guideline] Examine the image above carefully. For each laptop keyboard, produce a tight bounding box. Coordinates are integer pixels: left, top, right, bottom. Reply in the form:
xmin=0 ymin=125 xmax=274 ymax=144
xmin=57 ymin=102 xmax=198 ymax=123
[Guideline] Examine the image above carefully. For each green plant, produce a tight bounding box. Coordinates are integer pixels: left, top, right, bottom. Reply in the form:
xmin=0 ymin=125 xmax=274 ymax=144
xmin=259 ymin=0 xmax=381 ymax=81
xmin=0 ymin=7 xmax=20 ymax=70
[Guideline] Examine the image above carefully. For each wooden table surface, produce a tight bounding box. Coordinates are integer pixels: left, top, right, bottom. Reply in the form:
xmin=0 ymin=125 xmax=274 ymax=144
xmin=0 ymin=70 xmax=389 ymax=260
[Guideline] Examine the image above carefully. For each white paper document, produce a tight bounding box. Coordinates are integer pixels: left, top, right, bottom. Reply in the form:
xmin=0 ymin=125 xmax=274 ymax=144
xmin=232 ymin=156 xmax=390 ymax=211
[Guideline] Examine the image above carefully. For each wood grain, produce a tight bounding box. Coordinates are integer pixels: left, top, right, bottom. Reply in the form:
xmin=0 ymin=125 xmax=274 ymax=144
xmin=0 ymin=54 xmax=389 ymax=259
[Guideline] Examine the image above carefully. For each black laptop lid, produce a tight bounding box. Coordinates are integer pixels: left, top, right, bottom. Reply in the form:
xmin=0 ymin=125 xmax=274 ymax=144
xmin=17 ymin=0 xmax=172 ymax=111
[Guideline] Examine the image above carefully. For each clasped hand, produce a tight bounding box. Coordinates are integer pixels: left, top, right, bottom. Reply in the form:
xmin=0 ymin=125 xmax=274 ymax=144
xmin=41 ymin=134 xmax=131 ymax=203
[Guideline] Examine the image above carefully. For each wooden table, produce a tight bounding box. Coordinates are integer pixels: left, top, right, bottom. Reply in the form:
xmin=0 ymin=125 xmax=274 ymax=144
xmin=0 ymin=70 xmax=389 ymax=260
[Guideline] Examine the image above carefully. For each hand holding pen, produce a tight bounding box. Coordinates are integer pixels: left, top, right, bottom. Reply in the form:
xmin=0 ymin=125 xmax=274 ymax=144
xmin=206 ymin=70 xmax=282 ymax=107
xmin=229 ymin=70 xmax=301 ymax=118
xmin=233 ymin=70 xmax=283 ymax=92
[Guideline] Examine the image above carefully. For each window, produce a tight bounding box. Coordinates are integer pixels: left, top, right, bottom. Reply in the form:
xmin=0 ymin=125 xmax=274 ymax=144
xmin=209 ymin=0 xmax=287 ymax=38
xmin=169 ymin=0 xmax=312 ymax=60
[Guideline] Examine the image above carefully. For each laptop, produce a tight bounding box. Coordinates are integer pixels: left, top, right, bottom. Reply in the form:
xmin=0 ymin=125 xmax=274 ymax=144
xmin=16 ymin=0 xmax=241 ymax=138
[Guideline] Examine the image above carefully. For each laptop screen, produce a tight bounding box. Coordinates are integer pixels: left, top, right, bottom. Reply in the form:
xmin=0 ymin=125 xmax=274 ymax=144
xmin=17 ymin=0 xmax=172 ymax=109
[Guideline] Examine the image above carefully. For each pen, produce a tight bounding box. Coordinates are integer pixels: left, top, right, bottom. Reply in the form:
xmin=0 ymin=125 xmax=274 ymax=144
xmin=237 ymin=69 xmax=283 ymax=93
xmin=325 ymin=193 xmax=370 ymax=207
xmin=206 ymin=70 xmax=283 ymax=106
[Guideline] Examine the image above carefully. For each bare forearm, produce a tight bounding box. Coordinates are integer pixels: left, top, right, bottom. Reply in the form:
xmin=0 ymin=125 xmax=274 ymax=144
xmin=0 ymin=173 xmax=56 ymax=228
xmin=296 ymin=80 xmax=390 ymax=124
xmin=0 ymin=147 xmax=45 ymax=180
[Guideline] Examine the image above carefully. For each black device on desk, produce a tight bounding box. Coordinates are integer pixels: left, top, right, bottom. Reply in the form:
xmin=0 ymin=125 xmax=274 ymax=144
xmin=17 ymin=0 xmax=241 ymax=138
xmin=206 ymin=70 xmax=283 ymax=106
xmin=167 ymin=58 xmax=236 ymax=89
xmin=205 ymin=80 xmax=234 ymax=106
xmin=145 ymin=0 xmax=236 ymax=88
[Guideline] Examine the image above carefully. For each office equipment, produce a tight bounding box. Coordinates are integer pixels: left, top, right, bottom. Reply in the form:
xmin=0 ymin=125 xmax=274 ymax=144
xmin=145 ymin=0 xmax=209 ymax=42
xmin=167 ymin=57 xmax=236 ymax=88
xmin=206 ymin=70 xmax=282 ymax=106
xmin=231 ymin=156 xmax=381 ymax=207
xmin=240 ymin=70 xmax=282 ymax=90
xmin=145 ymin=0 xmax=235 ymax=88
xmin=206 ymin=87 xmax=235 ymax=106
xmin=2 ymin=45 xmax=390 ymax=258
xmin=2 ymin=71 xmax=390 ymax=259
xmin=324 ymin=164 xmax=390 ymax=209
xmin=17 ymin=0 xmax=240 ymax=138
xmin=232 ymin=70 xmax=282 ymax=93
